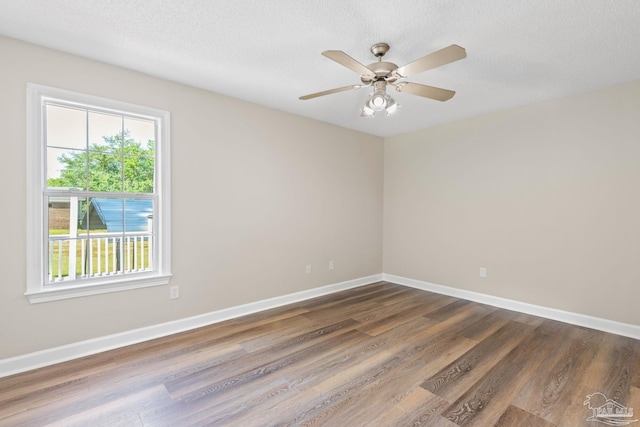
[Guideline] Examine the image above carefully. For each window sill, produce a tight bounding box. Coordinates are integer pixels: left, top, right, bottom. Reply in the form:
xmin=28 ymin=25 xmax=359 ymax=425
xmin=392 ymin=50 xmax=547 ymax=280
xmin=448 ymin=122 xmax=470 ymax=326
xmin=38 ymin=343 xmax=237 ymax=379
xmin=25 ymin=273 xmax=172 ymax=304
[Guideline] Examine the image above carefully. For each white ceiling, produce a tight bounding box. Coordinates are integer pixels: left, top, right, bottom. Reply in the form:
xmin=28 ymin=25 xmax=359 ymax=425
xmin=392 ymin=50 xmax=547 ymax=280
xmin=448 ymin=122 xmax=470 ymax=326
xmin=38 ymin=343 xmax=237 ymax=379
xmin=1 ymin=1 xmax=639 ymax=137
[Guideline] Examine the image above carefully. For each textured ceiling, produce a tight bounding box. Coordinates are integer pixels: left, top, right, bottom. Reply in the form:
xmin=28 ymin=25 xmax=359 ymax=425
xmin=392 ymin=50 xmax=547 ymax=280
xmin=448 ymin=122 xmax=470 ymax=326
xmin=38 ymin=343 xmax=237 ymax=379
xmin=1 ymin=1 xmax=639 ymax=137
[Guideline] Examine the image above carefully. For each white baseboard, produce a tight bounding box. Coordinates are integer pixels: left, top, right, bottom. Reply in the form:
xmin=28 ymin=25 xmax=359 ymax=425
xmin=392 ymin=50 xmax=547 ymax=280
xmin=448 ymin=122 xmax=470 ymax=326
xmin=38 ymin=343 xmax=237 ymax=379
xmin=383 ymin=273 xmax=640 ymax=340
xmin=0 ymin=274 xmax=383 ymax=378
xmin=3 ymin=272 xmax=638 ymax=379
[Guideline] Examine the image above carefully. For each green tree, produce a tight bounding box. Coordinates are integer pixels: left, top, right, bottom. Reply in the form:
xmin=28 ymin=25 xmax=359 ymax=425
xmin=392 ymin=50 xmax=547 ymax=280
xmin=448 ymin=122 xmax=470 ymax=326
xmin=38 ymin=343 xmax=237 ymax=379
xmin=48 ymin=131 xmax=155 ymax=193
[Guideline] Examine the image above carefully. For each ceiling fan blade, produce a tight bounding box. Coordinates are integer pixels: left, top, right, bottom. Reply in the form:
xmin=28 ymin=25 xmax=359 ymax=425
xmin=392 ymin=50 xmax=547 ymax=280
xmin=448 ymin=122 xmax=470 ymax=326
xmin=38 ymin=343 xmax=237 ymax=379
xmin=393 ymin=44 xmax=466 ymax=77
xmin=322 ymin=50 xmax=376 ymax=78
xmin=299 ymin=84 xmax=363 ymax=100
xmin=395 ymin=82 xmax=456 ymax=102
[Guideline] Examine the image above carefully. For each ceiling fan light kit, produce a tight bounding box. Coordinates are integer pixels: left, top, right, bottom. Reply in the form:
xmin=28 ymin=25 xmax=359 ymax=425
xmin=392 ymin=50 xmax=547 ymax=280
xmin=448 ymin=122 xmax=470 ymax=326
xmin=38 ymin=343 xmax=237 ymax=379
xmin=300 ymin=42 xmax=466 ymax=118
xmin=361 ymin=80 xmax=398 ymax=117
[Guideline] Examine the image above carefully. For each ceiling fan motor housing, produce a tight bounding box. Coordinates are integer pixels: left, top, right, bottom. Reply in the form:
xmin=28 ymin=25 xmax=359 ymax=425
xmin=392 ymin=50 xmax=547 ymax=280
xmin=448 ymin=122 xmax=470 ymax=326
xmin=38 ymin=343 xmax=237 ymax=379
xmin=360 ymin=43 xmax=399 ymax=84
xmin=362 ymin=61 xmax=399 ymax=84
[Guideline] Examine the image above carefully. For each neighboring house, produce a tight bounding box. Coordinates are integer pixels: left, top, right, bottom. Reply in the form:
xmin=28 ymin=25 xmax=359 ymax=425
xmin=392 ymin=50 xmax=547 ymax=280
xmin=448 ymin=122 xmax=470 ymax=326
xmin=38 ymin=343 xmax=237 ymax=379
xmin=47 ymin=188 xmax=83 ymax=229
xmin=81 ymin=198 xmax=153 ymax=232
xmin=48 ymin=196 xmax=72 ymax=229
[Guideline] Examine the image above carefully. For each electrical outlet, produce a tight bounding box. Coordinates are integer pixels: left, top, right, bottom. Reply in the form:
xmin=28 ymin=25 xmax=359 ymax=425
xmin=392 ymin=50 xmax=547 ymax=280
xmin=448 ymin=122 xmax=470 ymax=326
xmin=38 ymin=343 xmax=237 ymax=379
xmin=329 ymin=260 xmax=335 ymax=270
xmin=170 ymin=285 xmax=180 ymax=299
xmin=306 ymin=265 xmax=312 ymax=274
xmin=479 ymin=267 xmax=487 ymax=278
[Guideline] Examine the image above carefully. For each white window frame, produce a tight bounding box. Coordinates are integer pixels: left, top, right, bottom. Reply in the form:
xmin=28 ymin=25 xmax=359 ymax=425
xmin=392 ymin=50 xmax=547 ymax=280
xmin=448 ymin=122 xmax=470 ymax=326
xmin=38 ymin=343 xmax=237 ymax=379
xmin=26 ymin=84 xmax=171 ymax=303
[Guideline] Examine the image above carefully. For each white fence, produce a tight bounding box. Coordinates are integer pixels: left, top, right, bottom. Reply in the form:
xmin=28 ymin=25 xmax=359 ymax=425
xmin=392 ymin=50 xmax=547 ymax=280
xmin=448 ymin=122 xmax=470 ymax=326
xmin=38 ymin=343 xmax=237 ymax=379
xmin=48 ymin=232 xmax=153 ymax=282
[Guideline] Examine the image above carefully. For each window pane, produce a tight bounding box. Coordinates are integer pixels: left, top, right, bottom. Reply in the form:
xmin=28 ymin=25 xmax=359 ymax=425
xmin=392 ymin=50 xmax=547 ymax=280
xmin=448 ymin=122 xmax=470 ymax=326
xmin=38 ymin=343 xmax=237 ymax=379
xmin=124 ymin=198 xmax=154 ymax=271
xmin=46 ymin=104 xmax=86 ymax=149
xmin=124 ymin=155 xmax=155 ymax=193
xmin=88 ymin=152 xmax=123 ymax=192
xmin=123 ymin=117 xmax=155 ymax=193
xmin=48 ymin=195 xmax=83 ymax=233
xmin=77 ymin=198 xmax=89 ymax=239
xmin=79 ymin=197 xmax=108 ymax=234
xmin=89 ymin=111 xmax=123 ymax=153
xmin=47 ymin=196 xmax=83 ymax=282
xmin=125 ymin=117 xmax=155 ymax=148
xmin=47 ymin=147 xmax=87 ymax=190
xmin=83 ymin=197 xmax=122 ymax=232
xmin=124 ymin=198 xmax=154 ymax=233
xmin=83 ymin=197 xmax=122 ymax=276
xmin=47 ymin=237 xmax=84 ymax=283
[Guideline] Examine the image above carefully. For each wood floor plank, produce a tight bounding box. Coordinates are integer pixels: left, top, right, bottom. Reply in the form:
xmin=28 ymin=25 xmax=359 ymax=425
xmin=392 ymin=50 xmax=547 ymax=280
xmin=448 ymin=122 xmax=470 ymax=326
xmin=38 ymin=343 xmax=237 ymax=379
xmin=1 ymin=281 xmax=638 ymax=427
xmin=634 ymin=340 xmax=640 ymax=389
xmin=441 ymin=329 xmax=567 ymax=426
xmin=295 ymin=286 xmax=401 ymax=324
xmin=283 ymin=316 xmax=439 ymax=392
xmin=424 ymin=299 xmax=476 ymax=321
xmin=313 ymin=335 xmax=477 ymax=426
xmin=375 ymin=387 xmax=458 ymax=427
xmin=274 ymin=305 xmax=491 ymax=426
xmin=377 ymin=287 xmax=455 ymax=308
xmin=581 ymin=332 xmax=638 ymax=410
xmin=458 ymin=308 xmax=519 ymax=342
xmin=3 ymin=339 xmax=248 ymax=423
xmin=420 ymin=319 xmax=534 ymax=402
xmin=188 ymin=330 xmax=379 ymax=425
xmin=0 ymin=351 xmax=116 ymax=401
xmin=501 ymin=309 xmax=546 ymax=327
xmin=355 ymin=299 xmax=445 ymax=336
xmin=510 ymin=329 xmax=602 ymax=424
xmin=351 ymin=289 xmax=449 ymax=323
xmin=299 ymin=282 xmax=401 ymax=313
xmin=48 ymin=384 xmax=169 ymax=427
xmin=494 ymin=404 xmax=556 ymax=427
xmin=164 ymin=318 xmax=361 ymax=400
xmin=628 ymin=386 xmax=640 ymax=424
xmin=260 ymin=319 xmax=473 ymax=425
xmin=248 ymin=317 xmax=443 ymax=425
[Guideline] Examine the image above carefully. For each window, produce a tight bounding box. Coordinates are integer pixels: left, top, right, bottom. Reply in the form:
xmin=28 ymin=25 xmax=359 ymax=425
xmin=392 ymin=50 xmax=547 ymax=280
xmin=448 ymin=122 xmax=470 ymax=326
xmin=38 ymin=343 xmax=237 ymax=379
xmin=26 ymin=84 xmax=171 ymax=303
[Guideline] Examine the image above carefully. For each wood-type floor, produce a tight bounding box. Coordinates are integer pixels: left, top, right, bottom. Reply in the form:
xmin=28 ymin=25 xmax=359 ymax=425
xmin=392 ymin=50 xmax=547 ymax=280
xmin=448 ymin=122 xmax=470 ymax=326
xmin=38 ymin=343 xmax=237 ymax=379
xmin=1 ymin=282 xmax=639 ymax=426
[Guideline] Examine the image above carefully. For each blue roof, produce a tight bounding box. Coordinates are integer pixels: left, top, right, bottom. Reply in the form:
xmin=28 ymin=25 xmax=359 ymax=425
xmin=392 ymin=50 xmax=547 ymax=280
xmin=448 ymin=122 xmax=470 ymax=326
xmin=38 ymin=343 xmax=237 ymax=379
xmin=88 ymin=198 xmax=153 ymax=232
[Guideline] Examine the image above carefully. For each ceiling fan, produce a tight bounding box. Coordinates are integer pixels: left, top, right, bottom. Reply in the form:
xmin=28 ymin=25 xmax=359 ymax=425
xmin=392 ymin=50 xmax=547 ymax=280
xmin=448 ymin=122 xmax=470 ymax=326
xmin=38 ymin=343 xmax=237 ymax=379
xmin=299 ymin=43 xmax=466 ymax=117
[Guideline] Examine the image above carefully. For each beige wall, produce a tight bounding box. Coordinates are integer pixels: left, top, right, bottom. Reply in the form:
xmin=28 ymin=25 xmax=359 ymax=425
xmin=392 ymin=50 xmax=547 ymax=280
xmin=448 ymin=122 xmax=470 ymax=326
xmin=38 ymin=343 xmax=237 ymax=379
xmin=384 ymin=80 xmax=640 ymax=326
xmin=0 ymin=36 xmax=384 ymax=359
